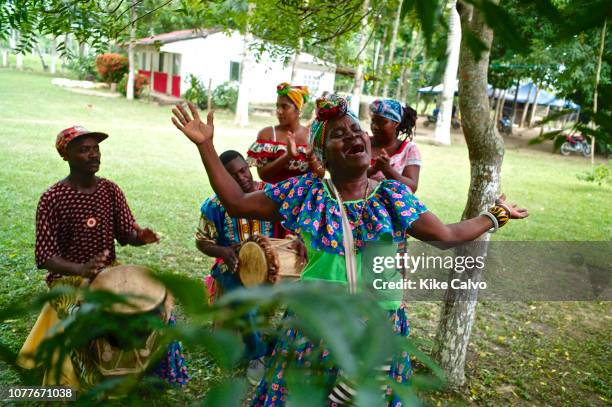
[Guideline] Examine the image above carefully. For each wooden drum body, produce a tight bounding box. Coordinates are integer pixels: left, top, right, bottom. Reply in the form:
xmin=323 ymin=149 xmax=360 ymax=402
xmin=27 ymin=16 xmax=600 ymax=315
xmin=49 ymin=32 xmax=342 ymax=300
xmin=238 ymin=236 xmax=304 ymax=287
xmin=89 ymin=265 xmax=172 ymax=376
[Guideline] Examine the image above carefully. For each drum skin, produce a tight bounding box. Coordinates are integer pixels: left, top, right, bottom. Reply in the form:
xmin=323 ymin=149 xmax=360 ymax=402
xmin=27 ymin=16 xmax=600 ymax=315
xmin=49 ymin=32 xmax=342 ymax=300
xmin=238 ymin=236 xmax=304 ymax=287
xmin=89 ymin=265 xmax=172 ymax=376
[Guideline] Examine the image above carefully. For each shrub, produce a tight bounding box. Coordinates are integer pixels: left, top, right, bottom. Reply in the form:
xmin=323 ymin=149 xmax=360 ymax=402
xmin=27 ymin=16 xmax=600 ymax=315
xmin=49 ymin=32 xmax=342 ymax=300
xmin=184 ymin=74 xmax=209 ymax=110
xmin=95 ymin=53 xmax=129 ymax=84
xmin=577 ymin=161 xmax=611 ymax=186
xmin=118 ymin=73 xmax=149 ymax=98
xmin=213 ymin=81 xmax=239 ymax=112
xmin=66 ymin=55 xmax=99 ymax=81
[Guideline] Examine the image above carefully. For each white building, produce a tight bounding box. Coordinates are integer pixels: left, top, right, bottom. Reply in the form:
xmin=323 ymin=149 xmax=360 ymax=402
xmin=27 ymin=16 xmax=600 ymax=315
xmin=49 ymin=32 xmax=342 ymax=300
xmin=134 ymin=29 xmax=336 ymax=102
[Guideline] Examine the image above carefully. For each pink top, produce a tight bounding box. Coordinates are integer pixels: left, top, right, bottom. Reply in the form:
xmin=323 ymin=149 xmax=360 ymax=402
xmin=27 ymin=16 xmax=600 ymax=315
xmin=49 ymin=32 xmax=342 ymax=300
xmin=369 ymin=140 xmax=422 ymax=190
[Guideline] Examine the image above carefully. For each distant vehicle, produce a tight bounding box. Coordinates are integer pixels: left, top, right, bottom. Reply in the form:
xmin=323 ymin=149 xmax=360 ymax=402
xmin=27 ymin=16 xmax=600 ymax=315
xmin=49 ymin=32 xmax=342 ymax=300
xmin=560 ymin=133 xmax=591 ymax=157
xmin=497 ymin=116 xmax=512 ymax=135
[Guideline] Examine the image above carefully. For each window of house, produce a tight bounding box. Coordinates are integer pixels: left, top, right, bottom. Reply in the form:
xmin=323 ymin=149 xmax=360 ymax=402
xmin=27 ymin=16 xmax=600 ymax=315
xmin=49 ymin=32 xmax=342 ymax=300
xmin=173 ymin=54 xmax=181 ymax=74
xmin=230 ymin=61 xmax=240 ymax=82
xmin=141 ymin=53 xmax=145 ymax=69
xmin=158 ymin=53 xmax=164 ymax=72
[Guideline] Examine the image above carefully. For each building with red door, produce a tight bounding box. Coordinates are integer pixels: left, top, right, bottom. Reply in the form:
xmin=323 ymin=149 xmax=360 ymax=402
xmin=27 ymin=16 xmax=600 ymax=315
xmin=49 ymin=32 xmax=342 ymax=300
xmin=133 ymin=29 xmax=336 ymax=102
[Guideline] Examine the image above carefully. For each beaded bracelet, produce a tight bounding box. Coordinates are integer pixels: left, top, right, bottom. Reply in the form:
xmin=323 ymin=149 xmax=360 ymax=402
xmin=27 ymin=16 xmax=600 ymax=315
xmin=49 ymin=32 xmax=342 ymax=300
xmin=489 ymin=205 xmax=510 ymax=228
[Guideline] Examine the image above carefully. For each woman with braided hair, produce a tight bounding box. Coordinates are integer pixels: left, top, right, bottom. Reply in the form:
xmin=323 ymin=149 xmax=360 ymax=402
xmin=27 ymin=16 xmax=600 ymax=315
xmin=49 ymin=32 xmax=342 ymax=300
xmin=247 ymin=83 xmax=325 ymax=184
xmin=171 ymin=94 xmax=527 ymax=406
xmin=369 ymin=99 xmax=421 ymax=193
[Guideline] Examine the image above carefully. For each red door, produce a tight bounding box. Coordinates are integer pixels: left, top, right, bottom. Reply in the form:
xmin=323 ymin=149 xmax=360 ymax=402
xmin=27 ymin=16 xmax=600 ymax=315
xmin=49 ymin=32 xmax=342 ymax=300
xmin=171 ymin=75 xmax=181 ymax=97
xmin=153 ymin=72 xmax=168 ymax=94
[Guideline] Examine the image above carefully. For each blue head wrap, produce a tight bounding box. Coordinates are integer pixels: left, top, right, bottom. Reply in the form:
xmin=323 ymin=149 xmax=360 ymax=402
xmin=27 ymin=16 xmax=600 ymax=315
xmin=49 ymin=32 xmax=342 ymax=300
xmin=369 ymin=98 xmax=403 ymax=123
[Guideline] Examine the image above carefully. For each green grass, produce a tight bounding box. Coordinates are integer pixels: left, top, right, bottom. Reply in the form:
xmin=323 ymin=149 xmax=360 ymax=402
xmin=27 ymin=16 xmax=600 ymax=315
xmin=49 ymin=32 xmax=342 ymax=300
xmin=0 ymin=69 xmax=610 ymax=406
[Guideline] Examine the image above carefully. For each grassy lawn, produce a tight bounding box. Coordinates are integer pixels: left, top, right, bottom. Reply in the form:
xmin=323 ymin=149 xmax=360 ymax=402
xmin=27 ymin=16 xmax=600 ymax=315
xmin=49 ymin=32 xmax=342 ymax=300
xmin=0 ymin=69 xmax=610 ymax=405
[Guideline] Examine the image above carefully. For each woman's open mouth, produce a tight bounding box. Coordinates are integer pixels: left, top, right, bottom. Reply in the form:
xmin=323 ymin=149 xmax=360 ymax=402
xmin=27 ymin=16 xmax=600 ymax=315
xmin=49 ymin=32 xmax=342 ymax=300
xmin=345 ymin=143 xmax=366 ymax=157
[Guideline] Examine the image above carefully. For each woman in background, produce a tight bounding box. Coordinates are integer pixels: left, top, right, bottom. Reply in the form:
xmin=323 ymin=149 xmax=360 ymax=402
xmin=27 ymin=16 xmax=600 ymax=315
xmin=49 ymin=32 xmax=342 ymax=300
xmin=369 ymin=99 xmax=421 ymax=193
xmin=247 ymin=83 xmax=324 ymax=183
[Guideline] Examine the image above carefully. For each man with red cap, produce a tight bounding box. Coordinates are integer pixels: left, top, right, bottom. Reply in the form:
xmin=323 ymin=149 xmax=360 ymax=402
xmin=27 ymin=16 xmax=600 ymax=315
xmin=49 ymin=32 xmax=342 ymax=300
xmin=18 ymin=126 xmax=188 ymax=389
xmin=37 ymin=125 xmax=159 ymax=283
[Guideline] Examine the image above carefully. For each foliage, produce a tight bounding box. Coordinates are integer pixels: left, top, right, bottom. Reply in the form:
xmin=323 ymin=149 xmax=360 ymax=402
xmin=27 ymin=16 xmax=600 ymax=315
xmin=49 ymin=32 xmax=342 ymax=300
xmin=118 ymin=73 xmax=149 ymax=99
xmin=65 ymin=55 xmax=99 ymax=81
xmin=490 ymin=0 xmax=611 ymax=153
xmin=0 ymin=0 xmax=550 ymax=67
xmin=212 ymin=81 xmax=238 ymax=112
xmin=95 ymin=53 xmax=129 ymax=84
xmin=577 ymin=161 xmax=612 ymax=186
xmin=183 ymin=74 xmax=209 ymax=110
xmin=1 ymin=71 xmax=611 ymax=405
xmin=0 ymin=276 xmax=446 ymax=404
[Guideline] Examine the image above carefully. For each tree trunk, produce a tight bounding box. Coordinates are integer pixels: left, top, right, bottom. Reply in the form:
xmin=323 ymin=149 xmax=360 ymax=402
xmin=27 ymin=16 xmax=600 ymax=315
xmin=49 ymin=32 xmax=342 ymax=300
xmin=395 ymin=44 xmax=409 ymax=100
xmin=235 ymin=4 xmax=255 ymax=126
xmin=591 ymin=19 xmax=606 ymax=165
xmin=372 ymin=26 xmax=388 ymax=96
xmin=528 ymin=86 xmax=541 ymax=127
xmin=492 ymin=89 xmax=500 ymax=120
xmin=433 ymin=0 xmax=503 ymax=388
xmin=291 ymin=37 xmax=304 ymax=82
xmin=206 ymin=78 xmax=213 ymax=112
xmin=400 ymin=29 xmax=420 ymax=102
xmin=542 ymin=104 xmax=550 ymax=128
xmin=350 ymin=0 xmax=371 ymax=116
xmin=519 ymin=82 xmax=533 ymax=128
xmin=126 ymin=0 xmax=137 ymax=100
xmin=78 ymin=42 xmax=85 ymax=59
xmin=382 ymin=0 xmax=404 ymax=97
xmin=10 ymin=30 xmax=23 ymax=70
xmin=50 ymin=37 xmax=57 ymax=74
xmin=373 ymin=37 xmax=381 ymax=72
xmin=2 ymin=51 xmax=7 ymax=67
xmin=510 ymin=79 xmax=519 ymax=128
xmin=35 ymin=42 xmax=48 ymax=71
xmin=434 ymin=0 xmax=462 ymax=145
xmin=495 ymin=89 xmax=506 ymax=122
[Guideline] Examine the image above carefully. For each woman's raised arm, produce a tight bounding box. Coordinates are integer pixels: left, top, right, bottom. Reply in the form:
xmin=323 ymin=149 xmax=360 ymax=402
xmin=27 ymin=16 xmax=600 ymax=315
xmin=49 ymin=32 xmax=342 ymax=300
xmin=408 ymin=197 xmax=528 ymax=248
xmin=172 ymin=103 xmax=280 ymax=221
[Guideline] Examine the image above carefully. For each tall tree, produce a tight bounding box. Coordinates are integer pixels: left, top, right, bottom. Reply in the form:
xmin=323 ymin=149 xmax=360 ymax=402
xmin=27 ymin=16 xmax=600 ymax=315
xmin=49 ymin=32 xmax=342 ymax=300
xmin=399 ymin=27 xmax=420 ymax=102
xmin=235 ymin=3 xmax=254 ymax=127
xmin=591 ymin=20 xmax=607 ymax=164
xmin=126 ymin=0 xmax=137 ymax=101
xmin=372 ymin=26 xmax=389 ymax=96
xmin=519 ymin=81 xmax=533 ymax=128
xmin=382 ymin=0 xmax=403 ymax=97
xmin=434 ymin=0 xmax=461 ymax=145
xmin=350 ymin=0 xmax=371 ymax=115
xmin=50 ymin=37 xmax=57 ymax=74
xmin=433 ymin=0 xmax=502 ymax=387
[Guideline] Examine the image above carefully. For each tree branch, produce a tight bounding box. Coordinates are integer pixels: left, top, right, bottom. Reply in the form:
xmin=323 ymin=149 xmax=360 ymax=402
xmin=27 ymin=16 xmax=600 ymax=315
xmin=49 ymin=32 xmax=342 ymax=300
xmin=114 ymin=0 xmax=173 ymax=36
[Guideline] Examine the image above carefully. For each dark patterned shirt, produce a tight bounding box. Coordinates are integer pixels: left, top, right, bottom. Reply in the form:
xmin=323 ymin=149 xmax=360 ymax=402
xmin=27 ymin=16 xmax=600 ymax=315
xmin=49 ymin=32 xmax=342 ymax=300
xmin=35 ymin=178 xmax=136 ymax=284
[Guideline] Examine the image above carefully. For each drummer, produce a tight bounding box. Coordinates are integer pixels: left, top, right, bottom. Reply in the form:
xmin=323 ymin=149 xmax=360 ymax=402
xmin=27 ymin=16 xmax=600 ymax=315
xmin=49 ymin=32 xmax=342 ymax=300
xmin=196 ymin=150 xmax=305 ymax=383
xmin=18 ymin=126 xmax=188 ymax=389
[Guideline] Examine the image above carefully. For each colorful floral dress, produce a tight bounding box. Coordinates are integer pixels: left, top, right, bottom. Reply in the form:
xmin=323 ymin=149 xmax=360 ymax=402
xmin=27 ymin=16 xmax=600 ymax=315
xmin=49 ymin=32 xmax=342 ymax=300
xmin=250 ymin=173 xmax=428 ymax=406
xmin=247 ymin=126 xmax=311 ymax=184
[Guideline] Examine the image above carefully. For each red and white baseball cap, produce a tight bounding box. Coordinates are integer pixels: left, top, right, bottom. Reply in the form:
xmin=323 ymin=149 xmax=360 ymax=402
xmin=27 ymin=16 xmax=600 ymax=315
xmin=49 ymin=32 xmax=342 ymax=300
xmin=55 ymin=126 xmax=108 ymax=157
